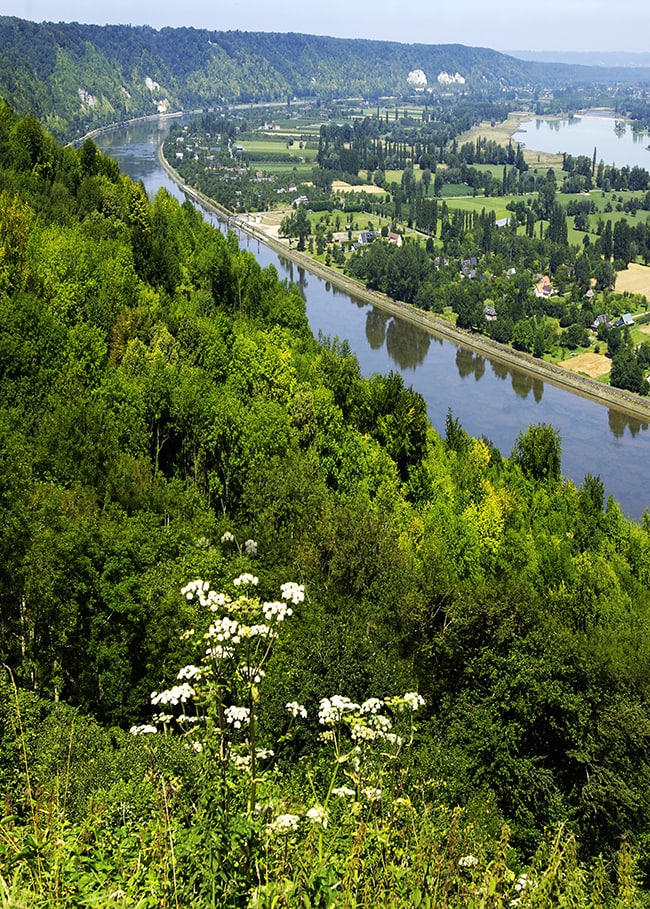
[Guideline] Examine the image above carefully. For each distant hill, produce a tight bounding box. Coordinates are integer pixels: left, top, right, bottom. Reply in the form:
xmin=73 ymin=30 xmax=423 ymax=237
xmin=2 ymin=16 xmax=650 ymax=140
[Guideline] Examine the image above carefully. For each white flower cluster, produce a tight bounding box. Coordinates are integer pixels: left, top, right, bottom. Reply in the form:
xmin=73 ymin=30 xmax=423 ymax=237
xmin=318 ymin=695 xmax=360 ymax=725
xmin=244 ymin=539 xmax=258 ymax=556
xmin=129 ymin=724 xmax=157 ymax=735
xmin=233 ymin=573 xmax=258 ymax=587
xmin=280 ymin=581 xmax=305 ymax=604
xmin=224 ymin=705 xmax=250 ymax=728
xmin=177 ymin=664 xmax=202 ymax=681
xmin=207 ymin=616 xmax=240 ymax=643
xmin=151 ymin=683 xmax=195 ymax=706
xmin=286 ymin=701 xmax=308 ymax=719
xmin=332 ymin=786 xmax=356 ymax=799
xmin=360 ymin=697 xmax=384 ymax=714
xmin=181 ymin=579 xmax=224 ymax=611
xmin=220 ymin=531 xmax=235 ymax=544
xmin=362 ymin=787 xmax=382 ymax=803
xmin=270 ymin=813 xmax=300 ymax=834
xmin=262 ymin=600 xmax=293 ymax=622
xmin=458 ymin=854 xmax=479 ymax=868
xmin=305 ymin=805 xmax=328 ymax=828
xmin=386 ymin=691 xmax=426 ymax=713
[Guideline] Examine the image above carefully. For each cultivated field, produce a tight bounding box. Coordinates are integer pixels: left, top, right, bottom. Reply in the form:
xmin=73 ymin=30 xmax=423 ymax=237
xmin=615 ymin=262 xmax=650 ymax=297
xmin=558 ymin=351 xmax=611 ymax=379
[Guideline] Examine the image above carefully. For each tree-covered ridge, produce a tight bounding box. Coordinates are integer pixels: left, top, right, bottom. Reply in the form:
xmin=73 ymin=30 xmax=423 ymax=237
xmin=3 ymin=103 xmax=650 ymax=901
xmin=3 ymin=15 xmax=650 ymax=141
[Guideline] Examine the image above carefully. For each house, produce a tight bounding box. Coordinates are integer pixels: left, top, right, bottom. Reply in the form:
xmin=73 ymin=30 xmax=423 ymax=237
xmin=484 ymin=305 xmax=497 ymax=321
xmin=615 ymin=312 xmax=634 ymax=327
xmin=534 ymin=275 xmax=554 ymax=298
xmin=387 ymin=231 xmax=403 ymax=246
xmin=591 ymin=313 xmax=612 ymax=331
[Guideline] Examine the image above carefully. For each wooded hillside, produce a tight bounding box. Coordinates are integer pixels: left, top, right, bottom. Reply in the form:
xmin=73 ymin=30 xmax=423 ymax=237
xmin=2 ymin=101 xmax=650 ymax=905
xmin=2 ymin=15 xmax=650 ymax=141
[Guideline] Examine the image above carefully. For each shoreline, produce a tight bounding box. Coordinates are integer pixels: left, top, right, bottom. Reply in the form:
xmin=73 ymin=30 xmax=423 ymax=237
xmin=157 ymin=145 xmax=650 ymax=424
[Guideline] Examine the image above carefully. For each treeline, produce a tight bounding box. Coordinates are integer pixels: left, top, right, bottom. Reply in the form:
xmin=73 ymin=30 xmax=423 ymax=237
xmin=5 ymin=104 xmax=650 ymax=902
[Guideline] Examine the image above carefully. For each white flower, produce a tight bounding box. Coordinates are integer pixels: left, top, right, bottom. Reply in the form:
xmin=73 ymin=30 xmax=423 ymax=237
xmin=151 ymin=683 xmax=195 ymax=706
xmin=305 ymin=805 xmax=328 ymax=828
xmin=220 ymin=531 xmax=235 ymax=544
xmin=262 ymin=601 xmax=293 ymax=622
xmin=233 ymin=573 xmax=258 ymax=587
xmin=270 ymin=813 xmax=300 ymax=834
xmin=129 ymin=724 xmax=157 ymax=735
xmin=459 ymin=854 xmax=478 ymax=868
xmin=231 ymin=753 xmax=252 ymax=770
xmin=360 ymin=697 xmax=384 ymax=714
xmin=350 ymin=722 xmax=377 ymax=742
xmin=361 ymin=787 xmax=382 ymax=803
xmin=403 ymin=691 xmax=425 ymax=711
xmin=280 ymin=581 xmax=305 ymax=604
xmin=332 ymin=786 xmax=356 ymax=798
xmin=177 ymin=664 xmax=202 ymax=681
xmin=286 ymin=701 xmax=308 ymax=719
xmin=368 ymin=714 xmax=392 ymax=735
xmin=224 ymin=705 xmax=250 ymax=729
xmin=244 ymin=539 xmax=258 ymax=556
xmin=206 ymin=616 xmax=240 ymax=643
xmin=318 ymin=695 xmax=360 ymax=725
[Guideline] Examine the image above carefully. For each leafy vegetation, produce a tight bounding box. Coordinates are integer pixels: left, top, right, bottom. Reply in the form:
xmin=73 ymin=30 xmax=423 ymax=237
xmin=4 ymin=102 xmax=650 ymax=904
xmin=3 ymin=16 xmax=650 ymax=141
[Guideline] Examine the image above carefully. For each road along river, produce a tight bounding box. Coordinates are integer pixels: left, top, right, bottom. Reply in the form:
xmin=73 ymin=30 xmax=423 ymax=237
xmin=96 ymin=118 xmax=650 ymax=522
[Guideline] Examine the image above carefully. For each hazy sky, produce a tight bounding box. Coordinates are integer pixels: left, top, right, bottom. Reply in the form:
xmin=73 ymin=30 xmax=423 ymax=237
xmin=3 ymin=0 xmax=650 ymax=54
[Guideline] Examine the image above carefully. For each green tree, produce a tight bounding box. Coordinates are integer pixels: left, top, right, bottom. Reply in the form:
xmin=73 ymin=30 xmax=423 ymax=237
xmin=512 ymin=423 xmax=562 ymax=482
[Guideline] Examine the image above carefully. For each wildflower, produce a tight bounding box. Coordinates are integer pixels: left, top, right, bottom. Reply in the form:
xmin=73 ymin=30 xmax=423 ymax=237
xmin=402 ymin=691 xmax=425 ymax=711
xmin=206 ymin=616 xmax=240 ymax=643
xmin=240 ymin=623 xmax=273 ymax=638
xmin=233 ymin=573 xmax=258 ymax=587
xmin=318 ymin=695 xmax=360 ymax=725
xmin=151 ymin=683 xmax=195 ymax=706
xmin=332 ymin=786 xmax=356 ymax=799
xmin=224 ymin=705 xmax=250 ymax=728
xmin=153 ymin=713 xmax=173 ymax=726
xmin=177 ymin=664 xmax=202 ymax=681
xmin=459 ymin=854 xmax=479 ymax=868
xmin=220 ymin=531 xmax=235 ymax=544
xmin=361 ymin=787 xmax=382 ymax=803
xmin=244 ymin=538 xmax=258 ymax=556
xmin=367 ymin=713 xmax=392 ymax=733
xmin=129 ymin=724 xmax=157 ymax=735
xmin=231 ymin=753 xmax=252 ymax=770
xmin=270 ymin=813 xmax=300 ymax=834
xmin=286 ymin=701 xmax=308 ymax=719
xmin=350 ymin=721 xmax=377 ymax=742
xmin=262 ymin=600 xmax=292 ymax=622
xmin=280 ymin=581 xmax=305 ymax=604
xmin=306 ymin=805 xmax=328 ymax=828
xmin=255 ymin=748 xmax=275 ymax=760
xmin=360 ymin=697 xmax=384 ymax=714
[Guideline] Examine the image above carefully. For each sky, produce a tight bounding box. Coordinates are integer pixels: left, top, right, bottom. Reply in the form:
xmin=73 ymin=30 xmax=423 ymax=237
xmin=3 ymin=0 xmax=650 ymax=54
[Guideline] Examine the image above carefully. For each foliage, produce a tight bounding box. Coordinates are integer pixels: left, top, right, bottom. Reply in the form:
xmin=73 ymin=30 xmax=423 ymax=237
xmin=3 ymin=110 xmax=650 ymax=903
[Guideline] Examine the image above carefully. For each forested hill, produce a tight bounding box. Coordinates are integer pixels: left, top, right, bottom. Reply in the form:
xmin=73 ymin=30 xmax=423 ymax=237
xmin=3 ymin=16 xmax=650 ymax=140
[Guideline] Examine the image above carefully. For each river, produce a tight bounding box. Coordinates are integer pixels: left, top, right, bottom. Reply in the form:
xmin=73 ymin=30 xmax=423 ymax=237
xmin=95 ymin=119 xmax=650 ymax=522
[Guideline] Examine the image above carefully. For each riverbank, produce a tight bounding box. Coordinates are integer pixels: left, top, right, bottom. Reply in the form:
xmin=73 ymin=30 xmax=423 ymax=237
xmin=157 ymin=145 xmax=650 ymax=424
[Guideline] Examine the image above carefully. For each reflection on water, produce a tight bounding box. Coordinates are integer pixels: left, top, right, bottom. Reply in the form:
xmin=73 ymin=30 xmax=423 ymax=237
xmin=385 ymin=317 xmax=432 ymax=370
xmin=366 ymin=308 xmax=389 ymax=350
xmin=608 ymin=409 xmax=649 ymax=438
xmin=456 ymin=347 xmax=486 ymax=381
xmin=94 ymin=118 xmax=650 ymax=521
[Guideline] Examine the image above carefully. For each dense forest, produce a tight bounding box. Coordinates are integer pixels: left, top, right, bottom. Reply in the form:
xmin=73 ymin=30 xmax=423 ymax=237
xmin=3 ymin=16 xmax=650 ymax=140
xmin=4 ymin=99 xmax=650 ymax=905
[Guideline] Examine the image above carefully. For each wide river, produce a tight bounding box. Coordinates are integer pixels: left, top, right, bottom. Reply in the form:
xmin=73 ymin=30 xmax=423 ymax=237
xmin=96 ymin=117 xmax=650 ymax=522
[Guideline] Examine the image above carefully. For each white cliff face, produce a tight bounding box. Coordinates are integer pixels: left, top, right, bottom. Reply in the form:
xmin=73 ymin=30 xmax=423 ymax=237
xmin=407 ymin=69 xmax=428 ymax=86
xmin=437 ymin=71 xmax=466 ymax=84
xmin=145 ymin=76 xmax=161 ymax=91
